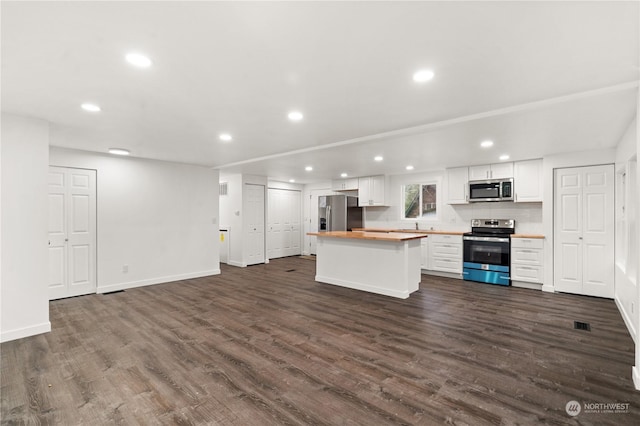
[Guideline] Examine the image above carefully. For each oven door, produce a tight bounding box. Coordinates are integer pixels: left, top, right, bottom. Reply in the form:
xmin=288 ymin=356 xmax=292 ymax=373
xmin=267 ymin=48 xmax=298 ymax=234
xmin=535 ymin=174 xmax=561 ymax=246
xmin=463 ymin=236 xmax=510 ymax=266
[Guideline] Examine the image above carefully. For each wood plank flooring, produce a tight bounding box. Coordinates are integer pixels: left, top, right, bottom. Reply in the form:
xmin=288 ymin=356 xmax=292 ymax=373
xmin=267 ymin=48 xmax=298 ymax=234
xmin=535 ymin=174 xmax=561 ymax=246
xmin=2 ymin=257 xmax=640 ymax=425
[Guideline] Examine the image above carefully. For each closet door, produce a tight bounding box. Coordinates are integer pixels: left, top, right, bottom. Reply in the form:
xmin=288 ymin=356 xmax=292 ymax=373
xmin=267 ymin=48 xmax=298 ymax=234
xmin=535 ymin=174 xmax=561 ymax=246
xmin=267 ymin=188 xmax=302 ymax=259
xmin=245 ymin=184 xmax=265 ymax=265
xmin=554 ymin=165 xmax=614 ymax=298
xmin=48 ymin=167 xmax=97 ymax=300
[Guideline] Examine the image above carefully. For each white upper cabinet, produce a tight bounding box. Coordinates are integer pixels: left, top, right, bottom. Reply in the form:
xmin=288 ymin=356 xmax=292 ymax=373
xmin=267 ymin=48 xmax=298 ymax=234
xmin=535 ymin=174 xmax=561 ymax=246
xmin=358 ymin=175 xmax=386 ymax=207
xmin=446 ymin=166 xmax=469 ymax=204
xmin=468 ymin=162 xmax=513 ymax=181
xmin=514 ymin=159 xmax=543 ymax=202
xmin=331 ymin=178 xmax=358 ymax=192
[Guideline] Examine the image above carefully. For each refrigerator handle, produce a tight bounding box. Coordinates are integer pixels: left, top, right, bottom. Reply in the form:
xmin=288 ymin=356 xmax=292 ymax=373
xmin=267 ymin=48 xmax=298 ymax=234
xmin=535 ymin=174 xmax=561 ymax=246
xmin=327 ymin=205 xmax=331 ymax=232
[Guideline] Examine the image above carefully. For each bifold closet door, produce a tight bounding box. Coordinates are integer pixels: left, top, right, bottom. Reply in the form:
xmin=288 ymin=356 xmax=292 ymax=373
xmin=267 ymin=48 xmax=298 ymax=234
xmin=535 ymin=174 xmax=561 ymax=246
xmin=554 ymin=164 xmax=614 ymax=298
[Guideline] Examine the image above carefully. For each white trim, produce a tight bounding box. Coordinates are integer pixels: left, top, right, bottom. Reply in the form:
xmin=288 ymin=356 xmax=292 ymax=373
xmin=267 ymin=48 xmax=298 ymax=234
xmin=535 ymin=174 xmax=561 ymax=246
xmin=615 ymin=295 xmax=637 ymax=344
xmin=422 ymin=270 xmax=462 ymax=280
xmin=227 ymin=260 xmax=246 ymax=268
xmin=1 ymin=321 xmax=51 ymax=343
xmin=97 ymin=269 xmax=221 ymax=293
xmin=633 ymin=366 xmax=640 ymax=391
xmin=314 ymin=275 xmax=411 ymax=299
xmin=541 ymin=284 xmax=555 ymax=293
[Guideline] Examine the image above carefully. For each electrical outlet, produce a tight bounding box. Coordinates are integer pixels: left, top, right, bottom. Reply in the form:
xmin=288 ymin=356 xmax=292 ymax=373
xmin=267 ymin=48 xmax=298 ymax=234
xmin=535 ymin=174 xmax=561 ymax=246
xmin=122 ymin=264 xmax=129 ymax=273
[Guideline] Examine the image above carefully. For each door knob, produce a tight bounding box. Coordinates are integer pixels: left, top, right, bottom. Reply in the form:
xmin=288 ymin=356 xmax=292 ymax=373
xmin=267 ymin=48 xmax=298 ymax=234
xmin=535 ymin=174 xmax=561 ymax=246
xmin=65 ymin=238 xmax=69 ymax=242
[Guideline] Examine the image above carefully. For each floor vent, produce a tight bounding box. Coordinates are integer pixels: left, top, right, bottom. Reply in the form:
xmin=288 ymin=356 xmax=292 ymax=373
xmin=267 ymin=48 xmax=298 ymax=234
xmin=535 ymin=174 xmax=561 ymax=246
xmin=574 ymin=321 xmax=591 ymax=331
xmin=286 ymin=269 xmax=296 ymax=272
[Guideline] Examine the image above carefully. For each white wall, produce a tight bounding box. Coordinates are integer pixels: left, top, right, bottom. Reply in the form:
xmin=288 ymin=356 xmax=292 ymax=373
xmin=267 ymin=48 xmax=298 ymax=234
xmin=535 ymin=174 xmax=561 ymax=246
xmin=362 ymin=170 xmax=543 ymax=234
xmin=1 ymin=114 xmax=51 ymax=342
xmin=50 ymin=147 xmax=220 ymax=293
xmin=615 ymin=118 xmax=638 ymax=342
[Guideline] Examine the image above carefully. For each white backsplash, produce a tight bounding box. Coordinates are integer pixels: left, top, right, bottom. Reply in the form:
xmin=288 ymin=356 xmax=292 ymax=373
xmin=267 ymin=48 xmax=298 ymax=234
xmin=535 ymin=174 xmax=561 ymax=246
xmin=364 ymin=202 xmax=543 ymax=235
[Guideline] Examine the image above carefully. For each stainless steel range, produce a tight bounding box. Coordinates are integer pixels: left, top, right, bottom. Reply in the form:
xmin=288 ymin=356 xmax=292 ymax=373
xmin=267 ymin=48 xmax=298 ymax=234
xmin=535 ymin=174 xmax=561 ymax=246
xmin=463 ymin=219 xmax=515 ymax=286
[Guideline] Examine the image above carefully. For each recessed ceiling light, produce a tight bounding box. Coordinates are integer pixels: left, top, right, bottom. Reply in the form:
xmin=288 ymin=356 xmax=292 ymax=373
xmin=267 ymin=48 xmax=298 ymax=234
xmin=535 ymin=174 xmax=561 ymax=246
xmin=126 ymin=52 xmax=152 ymax=68
xmin=499 ymin=154 xmax=510 ymax=161
xmin=219 ymin=133 xmax=232 ymax=142
xmin=305 ymin=166 xmax=313 ymax=171
xmin=108 ymin=148 xmax=130 ymax=156
xmin=340 ymin=173 xmax=348 ymax=178
xmin=413 ymin=69 xmax=435 ymax=83
xmin=289 ymin=179 xmax=296 ymax=183
xmin=374 ymin=156 xmax=383 ymax=162
xmin=81 ymin=103 xmax=101 ymax=112
xmin=288 ymin=111 xmax=304 ymax=121
xmin=481 ymin=140 xmax=494 ymax=148
xmin=406 ymin=165 xmax=414 ymax=171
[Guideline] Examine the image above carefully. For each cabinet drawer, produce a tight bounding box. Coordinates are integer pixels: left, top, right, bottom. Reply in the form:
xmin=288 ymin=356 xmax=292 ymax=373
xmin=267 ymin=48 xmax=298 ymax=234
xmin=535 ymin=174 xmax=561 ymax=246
xmin=432 ymin=257 xmax=462 ymax=273
xmin=511 ymin=238 xmax=543 ymax=249
xmin=431 ymin=243 xmax=462 ymax=257
xmin=429 ymin=234 xmax=462 ymax=244
xmin=511 ymin=247 xmax=543 ymax=265
xmin=511 ymin=264 xmax=543 ymax=283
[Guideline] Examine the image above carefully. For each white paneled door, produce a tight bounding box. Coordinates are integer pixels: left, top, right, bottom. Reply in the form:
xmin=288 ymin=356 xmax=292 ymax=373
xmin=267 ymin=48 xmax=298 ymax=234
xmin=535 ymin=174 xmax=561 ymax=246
xmin=245 ymin=184 xmax=265 ymax=265
xmin=48 ymin=166 xmax=97 ymax=300
xmin=554 ymin=164 xmax=614 ymax=298
xmin=267 ymin=188 xmax=302 ymax=259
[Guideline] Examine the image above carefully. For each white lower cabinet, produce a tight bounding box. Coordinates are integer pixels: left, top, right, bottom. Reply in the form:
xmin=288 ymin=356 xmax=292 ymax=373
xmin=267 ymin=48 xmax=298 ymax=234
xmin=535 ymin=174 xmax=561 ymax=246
xmin=510 ymin=237 xmax=544 ymax=288
xmin=420 ymin=238 xmax=429 ymax=269
xmin=422 ymin=234 xmax=462 ymax=276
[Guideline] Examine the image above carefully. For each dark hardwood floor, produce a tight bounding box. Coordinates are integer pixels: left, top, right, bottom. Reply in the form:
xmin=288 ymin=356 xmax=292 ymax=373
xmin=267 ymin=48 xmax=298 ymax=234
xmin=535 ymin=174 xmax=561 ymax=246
xmin=2 ymin=257 xmax=640 ymax=425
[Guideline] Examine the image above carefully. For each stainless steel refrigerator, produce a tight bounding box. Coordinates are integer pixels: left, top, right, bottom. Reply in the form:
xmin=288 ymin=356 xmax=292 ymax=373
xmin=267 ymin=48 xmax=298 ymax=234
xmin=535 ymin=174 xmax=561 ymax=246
xmin=318 ymin=195 xmax=363 ymax=231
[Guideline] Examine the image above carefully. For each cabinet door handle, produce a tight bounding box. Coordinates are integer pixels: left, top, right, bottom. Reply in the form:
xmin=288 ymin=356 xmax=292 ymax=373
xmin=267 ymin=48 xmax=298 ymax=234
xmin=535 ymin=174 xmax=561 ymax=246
xmin=500 ymin=276 xmax=510 ymax=280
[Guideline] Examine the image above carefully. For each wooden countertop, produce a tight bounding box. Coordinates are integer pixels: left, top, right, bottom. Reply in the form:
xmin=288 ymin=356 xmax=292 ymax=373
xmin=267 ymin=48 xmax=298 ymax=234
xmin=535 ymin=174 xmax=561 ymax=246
xmin=511 ymin=234 xmax=545 ymax=239
xmin=307 ymin=231 xmax=428 ymax=242
xmin=352 ymin=228 xmax=466 ymax=236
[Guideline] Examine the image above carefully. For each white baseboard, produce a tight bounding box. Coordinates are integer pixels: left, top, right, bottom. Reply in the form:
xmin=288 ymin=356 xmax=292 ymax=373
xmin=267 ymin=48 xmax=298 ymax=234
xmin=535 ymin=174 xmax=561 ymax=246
xmin=633 ymin=366 xmax=640 ymax=391
xmin=615 ymin=295 xmax=637 ymax=344
xmin=422 ymin=270 xmax=462 ymax=280
xmin=541 ymin=284 xmax=555 ymax=293
xmin=227 ymin=260 xmax=245 ymax=268
xmin=97 ymin=269 xmax=221 ymax=294
xmin=512 ymin=281 xmax=543 ymax=291
xmin=315 ymin=275 xmax=412 ymax=299
xmin=1 ymin=321 xmax=51 ymax=343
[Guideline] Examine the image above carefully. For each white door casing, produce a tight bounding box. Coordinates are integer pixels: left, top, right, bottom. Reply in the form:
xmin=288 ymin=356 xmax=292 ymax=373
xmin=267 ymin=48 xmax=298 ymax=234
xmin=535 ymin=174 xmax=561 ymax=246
xmin=554 ymin=165 xmax=614 ymax=298
xmin=245 ymin=184 xmax=265 ymax=265
xmin=48 ymin=166 xmax=97 ymax=300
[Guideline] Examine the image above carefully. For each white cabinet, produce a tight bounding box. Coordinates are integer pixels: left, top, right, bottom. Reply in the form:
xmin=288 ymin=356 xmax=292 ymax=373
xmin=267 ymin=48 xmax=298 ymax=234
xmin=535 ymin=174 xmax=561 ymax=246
xmin=468 ymin=162 xmax=513 ymax=181
xmin=427 ymin=234 xmax=462 ymax=274
xmin=420 ymin=238 xmax=429 ymax=270
xmin=331 ymin=178 xmax=359 ymax=191
xmin=511 ymin=237 xmax=544 ymax=286
xmin=514 ymin=159 xmax=543 ymax=202
xmin=358 ymin=175 xmax=386 ymax=207
xmin=446 ymin=167 xmax=469 ymax=204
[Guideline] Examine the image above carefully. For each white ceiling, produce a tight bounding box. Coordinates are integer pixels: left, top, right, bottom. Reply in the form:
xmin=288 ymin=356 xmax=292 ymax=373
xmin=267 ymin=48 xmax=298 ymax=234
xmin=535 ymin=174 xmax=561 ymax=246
xmin=2 ymin=1 xmax=638 ymax=183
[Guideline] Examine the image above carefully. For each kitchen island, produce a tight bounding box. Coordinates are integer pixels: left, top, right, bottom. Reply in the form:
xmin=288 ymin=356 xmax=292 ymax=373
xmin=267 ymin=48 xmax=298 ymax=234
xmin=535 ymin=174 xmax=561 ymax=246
xmin=307 ymin=231 xmax=428 ymax=299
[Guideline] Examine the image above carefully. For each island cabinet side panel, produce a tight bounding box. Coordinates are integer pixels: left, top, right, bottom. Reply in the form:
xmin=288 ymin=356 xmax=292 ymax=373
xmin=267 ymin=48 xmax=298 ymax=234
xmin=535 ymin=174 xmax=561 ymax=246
xmin=314 ymin=237 xmax=421 ymax=298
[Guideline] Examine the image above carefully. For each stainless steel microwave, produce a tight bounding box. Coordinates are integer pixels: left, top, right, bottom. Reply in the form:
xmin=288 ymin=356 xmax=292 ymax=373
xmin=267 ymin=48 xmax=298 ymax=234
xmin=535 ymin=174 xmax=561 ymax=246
xmin=468 ymin=178 xmax=514 ymax=202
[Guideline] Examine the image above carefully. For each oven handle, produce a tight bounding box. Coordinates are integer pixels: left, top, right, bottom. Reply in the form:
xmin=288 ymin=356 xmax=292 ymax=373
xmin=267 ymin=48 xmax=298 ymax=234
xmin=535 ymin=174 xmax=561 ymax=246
xmin=463 ymin=236 xmax=510 ymax=243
